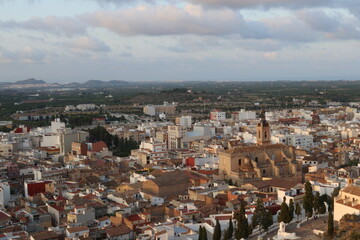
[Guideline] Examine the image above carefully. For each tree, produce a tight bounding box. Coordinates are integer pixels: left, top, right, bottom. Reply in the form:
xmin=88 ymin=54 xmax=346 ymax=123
xmin=222 ymin=230 xmax=228 ymax=240
xmin=202 ymin=227 xmax=208 ymax=240
xmin=303 ymin=181 xmax=314 ymax=218
xmin=332 ymin=186 xmax=340 ymax=198
xmin=319 ymin=201 xmax=326 ymax=214
xmin=235 ymin=202 xmax=249 ymax=239
xmin=278 ymin=197 xmax=291 ymax=223
xmin=327 ymin=211 xmax=334 ymax=238
xmin=289 ymin=199 xmax=295 ymax=220
xmin=313 ymin=192 xmax=321 ymax=214
xmin=227 ymin=218 xmax=233 ymax=239
xmin=213 ymin=219 xmax=221 ymax=240
xmin=252 ymin=198 xmax=273 ymax=231
xmin=198 ymin=226 xmax=203 ymax=240
xmin=262 ymin=210 xmax=274 ymax=231
xmin=295 ymin=202 xmax=302 ymax=219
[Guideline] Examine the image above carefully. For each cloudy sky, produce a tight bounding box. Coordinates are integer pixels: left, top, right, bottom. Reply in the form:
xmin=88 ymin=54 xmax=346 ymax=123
xmin=0 ymin=0 xmax=360 ymax=82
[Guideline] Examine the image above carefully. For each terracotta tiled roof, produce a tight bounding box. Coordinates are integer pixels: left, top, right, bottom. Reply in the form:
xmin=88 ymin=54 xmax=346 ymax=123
xmin=127 ymin=214 xmax=143 ymax=221
xmin=67 ymin=226 xmax=89 ymax=233
xmin=30 ymin=230 xmax=59 ymax=240
xmin=106 ymin=225 xmax=131 ymax=237
xmin=224 ymin=143 xmax=288 ymax=154
xmin=342 ymin=185 xmax=360 ymax=197
xmin=243 ymin=179 xmax=302 ymax=190
xmin=151 ymin=170 xmax=191 ymax=187
xmin=92 ymin=141 xmax=107 ymax=152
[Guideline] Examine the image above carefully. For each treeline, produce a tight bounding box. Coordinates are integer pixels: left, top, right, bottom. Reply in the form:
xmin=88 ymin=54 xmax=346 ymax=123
xmin=88 ymin=126 xmax=139 ymax=157
xmin=66 ymin=114 xmax=104 ymax=128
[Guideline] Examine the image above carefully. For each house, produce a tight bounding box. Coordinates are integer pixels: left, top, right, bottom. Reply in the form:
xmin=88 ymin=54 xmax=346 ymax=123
xmin=124 ymin=213 xmax=151 ymax=231
xmin=142 ymin=170 xmax=207 ymax=198
xmin=30 ymin=231 xmax=61 ymax=240
xmin=65 ymin=226 xmax=89 ymax=239
xmin=106 ymin=225 xmax=133 ymax=240
xmin=334 ymin=185 xmax=360 ymax=221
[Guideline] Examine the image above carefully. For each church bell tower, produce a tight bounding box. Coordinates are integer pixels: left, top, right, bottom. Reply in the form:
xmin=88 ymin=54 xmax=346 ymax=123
xmin=257 ymin=109 xmax=271 ymax=145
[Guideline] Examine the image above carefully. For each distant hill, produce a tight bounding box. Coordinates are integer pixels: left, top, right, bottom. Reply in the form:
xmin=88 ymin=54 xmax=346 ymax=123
xmin=14 ymin=78 xmax=46 ymax=85
xmin=81 ymin=80 xmax=128 ymax=87
xmin=0 ymin=82 xmax=11 ymax=86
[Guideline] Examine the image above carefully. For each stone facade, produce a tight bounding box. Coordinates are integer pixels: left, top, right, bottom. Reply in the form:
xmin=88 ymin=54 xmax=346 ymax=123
xmin=218 ymin=111 xmax=301 ymax=185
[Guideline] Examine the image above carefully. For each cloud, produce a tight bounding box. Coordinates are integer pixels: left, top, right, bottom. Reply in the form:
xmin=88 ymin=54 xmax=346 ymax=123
xmin=119 ymin=51 xmax=132 ymax=57
xmin=187 ymin=0 xmax=360 ymax=11
xmin=80 ymin=4 xmax=271 ymax=38
xmin=91 ymin=0 xmax=156 ymax=6
xmin=0 ymin=16 xmax=87 ymax=37
xmin=0 ymin=47 xmax=48 ymax=63
xmin=297 ymin=9 xmax=360 ymax=40
xmin=63 ymin=37 xmax=111 ymax=52
xmin=263 ymin=51 xmax=278 ymax=60
xmin=0 ymin=2 xmax=359 ymax=52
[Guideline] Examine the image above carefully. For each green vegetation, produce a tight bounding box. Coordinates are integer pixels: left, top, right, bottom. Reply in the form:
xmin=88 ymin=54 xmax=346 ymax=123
xmin=68 ymin=114 xmax=104 ymax=128
xmin=295 ymin=202 xmax=302 ymax=219
xmin=0 ymin=126 xmax=12 ymax=132
xmin=327 ymin=210 xmax=334 ymax=238
xmin=289 ymin=199 xmax=294 ymax=220
xmin=252 ymin=198 xmax=273 ymax=231
xmin=303 ymin=181 xmax=314 ymax=218
xmin=278 ymin=197 xmax=292 ymax=223
xmin=226 ymin=218 xmax=233 ymax=239
xmin=235 ymin=202 xmax=250 ymax=239
xmin=2 ymin=80 xmax=360 ymax=126
xmin=88 ymin=126 xmax=139 ymax=157
xmin=198 ymin=226 xmax=203 ymax=240
xmin=213 ymin=219 xmax=221 ymax=240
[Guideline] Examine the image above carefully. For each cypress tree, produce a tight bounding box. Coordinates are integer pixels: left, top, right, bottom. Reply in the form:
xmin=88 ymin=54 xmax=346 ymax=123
xmin=252 ymin=198 xmax=272 ymax=231
xmin=327 ymin=211 xmax=334 ymax=238
xmin=198 ymin=226 xmax=203 ymax=240
xmin=278 ymin=197 xmax=291 ymax=223
xmin=227 ymin=218 xmax=233 ymax=239
xmin=289 ymin=199 xmax=295 ymax=220
xmin=313 ymin=192 xmax=320 ymax=214
xmin=295 ymin=202 xmax=301 ymax=219
xmin=303 ymin=181 xmax=314 ymax=218
xmin=235 ymin=202 xmax=249 ymax=239
xmin=262 ymin=210 xmax=274 ymax=231
xmin=213 ymin=219 xmax=221 ymax=240
xmin=203 ymin=227 xmax=208 ymax=240
xmin=223 ymin=230 xmax=228 ymax=240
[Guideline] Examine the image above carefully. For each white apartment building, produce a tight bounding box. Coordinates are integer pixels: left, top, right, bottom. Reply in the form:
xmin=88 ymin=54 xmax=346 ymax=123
xmin=177 ymin=116 xmax=192 ymax=128
xmin=0 ymin=182 xmax=10 ymax=207
xmin=192 ymin=125 xmax=215 ymax=137
xmin=143 ymin=102 xmax=177 ymax=116
xmin=272 ymin=134 xmax=314 ymax=148
xmin=238 ymin=109 xmax=256 ymax=120
xmin=167 ymin=125 xmax=187 ymax=149
xmin=210 ymin=110 xmax=226 ymax=121
xmin=76 ymin=104 xmax=97 ymax=111
xmin=140 ymin=140 xmax=167 ymax=153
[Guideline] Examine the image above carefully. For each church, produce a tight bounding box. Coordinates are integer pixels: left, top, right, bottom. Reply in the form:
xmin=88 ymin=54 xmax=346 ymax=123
xmin=218 ymin=111 xmax=302 ymax=185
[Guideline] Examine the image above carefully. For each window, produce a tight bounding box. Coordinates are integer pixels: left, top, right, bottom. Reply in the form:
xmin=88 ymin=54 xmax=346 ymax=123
xmin=255 ymin=157 xmax=258 ymax=163
xmin=239 ymin=159 xmax=242 ymax=165
xmin=263 ymin=169 xmax=266 ymax=174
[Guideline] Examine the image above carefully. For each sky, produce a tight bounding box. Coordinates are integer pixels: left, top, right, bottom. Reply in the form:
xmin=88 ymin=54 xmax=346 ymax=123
xmin=0 ymin=0 xmax=360 ymax=82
